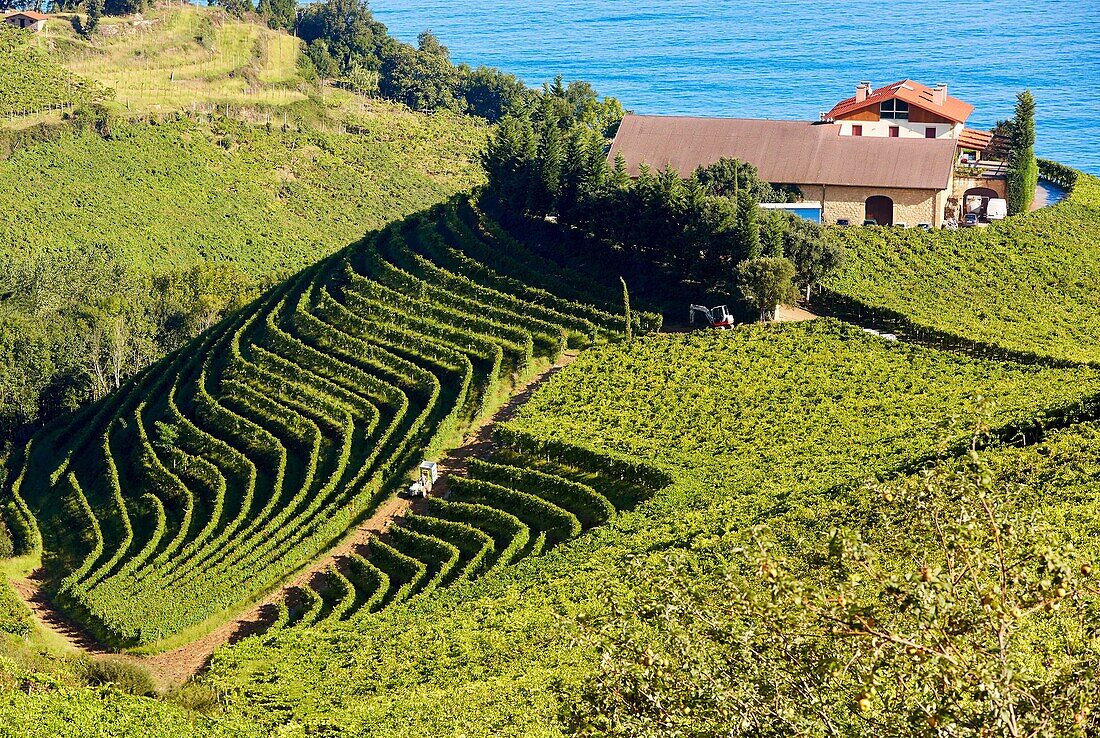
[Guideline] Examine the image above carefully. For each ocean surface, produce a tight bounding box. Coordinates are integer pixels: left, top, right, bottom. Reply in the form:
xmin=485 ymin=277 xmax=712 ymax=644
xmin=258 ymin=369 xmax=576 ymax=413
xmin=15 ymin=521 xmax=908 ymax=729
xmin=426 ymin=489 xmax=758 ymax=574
xmin=369 ymin=0 xmax=1100 ymax=174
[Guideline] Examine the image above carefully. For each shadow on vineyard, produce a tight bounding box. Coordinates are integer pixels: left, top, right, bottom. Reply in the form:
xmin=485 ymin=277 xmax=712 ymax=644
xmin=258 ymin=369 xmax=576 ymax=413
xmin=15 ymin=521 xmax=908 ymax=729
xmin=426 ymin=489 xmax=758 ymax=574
xmin=1 ymin=195 xmax=660 ymax=649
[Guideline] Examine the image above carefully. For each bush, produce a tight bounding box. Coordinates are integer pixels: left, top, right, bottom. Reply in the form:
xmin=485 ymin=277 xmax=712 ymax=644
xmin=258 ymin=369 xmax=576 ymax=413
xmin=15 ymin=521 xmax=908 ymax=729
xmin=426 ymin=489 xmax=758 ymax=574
xmin=163 ymin=683 xmax=224 ymax=714
xmin=76 ymin=657 xmax=157 ymax=696
xmin=0 ymin=580 xmax=32 ymax=638
xmin=0 ymin=517 xmax=13 ymax=560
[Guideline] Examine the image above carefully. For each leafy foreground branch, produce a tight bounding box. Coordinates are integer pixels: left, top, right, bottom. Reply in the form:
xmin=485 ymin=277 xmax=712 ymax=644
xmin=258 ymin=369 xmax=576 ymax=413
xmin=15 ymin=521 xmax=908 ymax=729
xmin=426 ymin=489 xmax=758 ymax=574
xmin=568 ymin=426 xmax=1100 ymax=737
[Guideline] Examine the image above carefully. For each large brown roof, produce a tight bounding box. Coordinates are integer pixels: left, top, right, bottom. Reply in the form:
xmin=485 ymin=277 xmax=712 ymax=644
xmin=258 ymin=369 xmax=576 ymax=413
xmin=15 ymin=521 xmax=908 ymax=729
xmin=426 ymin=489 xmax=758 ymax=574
xmin=608 ymin=114 xmax=958 ymax=190
xmin=827 ymin=79 xmax=974 ymax=124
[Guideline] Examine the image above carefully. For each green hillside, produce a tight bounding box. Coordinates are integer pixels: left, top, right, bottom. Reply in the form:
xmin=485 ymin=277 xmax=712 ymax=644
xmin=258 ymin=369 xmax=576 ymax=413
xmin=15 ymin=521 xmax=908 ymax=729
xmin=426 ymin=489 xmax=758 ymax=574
xmin=824 ymin=172 xmax=1100 ymax=364
xmin=4 ymin=197 xmax=647 ymax=648
xmin=0 ymin=24 xmax=106 ymax=117
xmin=0 ymin=113 xmax=486 ymax=276
xmin=3 ymin=8 xmax=1100 ymax=729
xmin=204 ymin=321 xmax=1100 ymax=735
xmin=60 ymin=6 xmax=308 ymax=115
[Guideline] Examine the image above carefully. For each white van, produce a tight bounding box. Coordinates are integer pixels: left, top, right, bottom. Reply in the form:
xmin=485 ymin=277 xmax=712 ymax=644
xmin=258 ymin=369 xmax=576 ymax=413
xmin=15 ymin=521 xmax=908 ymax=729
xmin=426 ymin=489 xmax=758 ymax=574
xmin=986 ymin=198 xmax=1008 ymax=220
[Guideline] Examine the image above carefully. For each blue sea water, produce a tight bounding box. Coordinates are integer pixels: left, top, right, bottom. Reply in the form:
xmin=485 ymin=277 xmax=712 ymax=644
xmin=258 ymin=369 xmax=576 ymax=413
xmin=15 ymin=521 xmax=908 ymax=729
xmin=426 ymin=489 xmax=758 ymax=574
xmin=369 ymin=0 xmax=1100 ymax=174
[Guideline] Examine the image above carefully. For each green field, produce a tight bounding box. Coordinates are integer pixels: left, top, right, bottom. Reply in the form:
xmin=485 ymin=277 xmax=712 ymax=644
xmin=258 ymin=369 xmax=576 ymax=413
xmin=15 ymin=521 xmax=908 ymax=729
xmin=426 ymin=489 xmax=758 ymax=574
xmin=0 ymin=114 xmax=486 ymax=276
xmin=200 ymin=321 xmax=1100 ymax=735
xmin=824 ymin=173 xmax=1100 ymax=364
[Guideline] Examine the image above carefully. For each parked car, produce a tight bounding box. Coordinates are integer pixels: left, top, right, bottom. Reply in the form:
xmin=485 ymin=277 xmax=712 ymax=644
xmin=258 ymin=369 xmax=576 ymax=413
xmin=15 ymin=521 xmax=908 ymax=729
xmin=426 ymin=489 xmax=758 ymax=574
xmin=916 ymin=222 xmax=933 ymax=231
xmin=985 ymin=198 xmax=1008 ymax=220
xmin=862 ymin=219 xmax=878 ymax=226
xmin=894 ymin=222 xmax=909 ymax=229
xmin=836 ymin=218 xmax=851 ymax=226
xmin=962 ymin=212 xmax=980 ymax=227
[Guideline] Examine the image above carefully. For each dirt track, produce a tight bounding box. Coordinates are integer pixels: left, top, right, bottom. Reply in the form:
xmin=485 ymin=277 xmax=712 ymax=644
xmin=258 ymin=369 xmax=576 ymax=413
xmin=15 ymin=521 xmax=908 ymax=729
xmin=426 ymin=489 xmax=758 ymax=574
xmin=8 ymin=352 xmax=576 ymax=689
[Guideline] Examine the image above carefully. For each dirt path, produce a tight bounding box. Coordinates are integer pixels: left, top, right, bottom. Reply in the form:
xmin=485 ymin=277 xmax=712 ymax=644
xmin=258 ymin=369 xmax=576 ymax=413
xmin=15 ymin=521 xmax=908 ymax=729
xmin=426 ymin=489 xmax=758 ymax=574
xmin=10 ymin=573 xmax=111 ymax=655
xmin=771 ymin=304 xmax=820 ymax=323
xmin=8 ymin=351 xmax=577 ymax=689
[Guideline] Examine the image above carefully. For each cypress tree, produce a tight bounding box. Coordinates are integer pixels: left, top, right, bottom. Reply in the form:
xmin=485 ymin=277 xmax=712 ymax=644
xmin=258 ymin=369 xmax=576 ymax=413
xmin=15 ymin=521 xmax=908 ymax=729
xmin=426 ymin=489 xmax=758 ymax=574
xmin=531 ymin=122 xmax=565 ymax=216
xmin=735 ymin=190 xmax=761 ymax=261
xmin=1006 ymin=90 xmax=1037 ymax=214
xmin=610 ymin=153 xmax=630 ymax=191
xmin=620 ymin=277 xmax=632 ymax=342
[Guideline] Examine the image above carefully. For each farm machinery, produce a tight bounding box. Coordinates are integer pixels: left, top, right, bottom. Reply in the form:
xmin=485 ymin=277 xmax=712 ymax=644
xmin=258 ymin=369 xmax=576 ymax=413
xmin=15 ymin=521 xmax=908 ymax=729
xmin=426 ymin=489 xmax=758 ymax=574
xmin=406 ymin=461 xmax=438 ymax=498
xmin=689 ymin=304 xmax=734 ymax=329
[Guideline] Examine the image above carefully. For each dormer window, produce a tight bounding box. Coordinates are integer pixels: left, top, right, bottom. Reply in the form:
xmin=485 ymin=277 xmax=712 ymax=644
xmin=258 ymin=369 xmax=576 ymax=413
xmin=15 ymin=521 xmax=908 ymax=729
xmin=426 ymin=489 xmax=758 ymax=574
xmin=880 ymin=99 xmax=909 ymax=120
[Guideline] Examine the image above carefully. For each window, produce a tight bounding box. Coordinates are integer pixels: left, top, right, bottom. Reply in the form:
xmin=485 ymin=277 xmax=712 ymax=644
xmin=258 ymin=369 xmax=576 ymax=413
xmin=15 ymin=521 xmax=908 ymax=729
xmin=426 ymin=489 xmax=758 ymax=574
xmin=925 ymin=127 xmax=937 ymax=138
xmin=852 ymin=125 xmax=863 ymax=136
xmin=879 ymin=98 xmax=910 ymax=120
xmin=889 ymin=126 xmax=900 ymax=138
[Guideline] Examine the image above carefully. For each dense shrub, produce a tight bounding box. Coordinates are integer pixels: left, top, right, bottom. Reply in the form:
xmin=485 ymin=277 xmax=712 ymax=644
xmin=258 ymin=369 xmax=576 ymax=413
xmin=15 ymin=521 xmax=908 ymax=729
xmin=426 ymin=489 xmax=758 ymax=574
xmin=76 ymin=657 xmax=157 ymax=696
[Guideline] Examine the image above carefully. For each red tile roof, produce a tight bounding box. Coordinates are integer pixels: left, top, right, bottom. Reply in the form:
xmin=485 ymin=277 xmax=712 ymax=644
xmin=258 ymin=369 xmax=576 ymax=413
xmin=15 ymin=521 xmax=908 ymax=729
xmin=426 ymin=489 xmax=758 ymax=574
xmin=958 ymin=127 xmax=994 ymax=151
xmin=5 ymin=10 xmax=49 ymax=20
xmin=608 ymin=114 xmax=958 ymax=190
xmin=827 ymin=80 xmax=974 ymax=124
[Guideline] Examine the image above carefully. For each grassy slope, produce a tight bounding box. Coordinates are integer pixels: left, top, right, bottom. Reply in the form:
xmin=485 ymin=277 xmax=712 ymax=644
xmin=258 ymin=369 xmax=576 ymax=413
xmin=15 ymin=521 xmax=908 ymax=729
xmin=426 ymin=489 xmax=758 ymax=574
xmin=0 ymin=113 xmax=485 ymax=275
xmin=206 ymin=321 xmax=1100 ymax=735
xmin=36 ymin=6 xmax=305 ymax=115
xmin=0 ymin=7 xmax=487 ymax=277
xmin=823 ymin=174 xmax=1100 ymax=364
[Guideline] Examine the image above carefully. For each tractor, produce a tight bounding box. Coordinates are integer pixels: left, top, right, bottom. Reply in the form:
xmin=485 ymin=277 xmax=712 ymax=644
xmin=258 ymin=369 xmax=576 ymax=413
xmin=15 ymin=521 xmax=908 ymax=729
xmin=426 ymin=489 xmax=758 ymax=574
xmin=689 ymin=304 xmax=735 ymax=329
xmin=406 ymin=461 xmax=438 ymax=498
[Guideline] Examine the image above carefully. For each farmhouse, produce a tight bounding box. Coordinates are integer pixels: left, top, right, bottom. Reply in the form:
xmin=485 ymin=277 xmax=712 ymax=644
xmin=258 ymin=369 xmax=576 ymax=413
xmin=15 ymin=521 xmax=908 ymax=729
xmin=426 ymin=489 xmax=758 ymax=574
xmin=608 ymin=80 xmax=1006 ymax=227
xmin=3 ymin=10 xmax=47 ymax=32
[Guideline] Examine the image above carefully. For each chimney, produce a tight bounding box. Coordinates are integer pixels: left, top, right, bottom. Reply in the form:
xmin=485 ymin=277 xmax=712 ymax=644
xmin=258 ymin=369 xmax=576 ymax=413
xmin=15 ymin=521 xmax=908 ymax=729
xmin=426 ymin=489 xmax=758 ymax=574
xmin=855 ymin=81 xmax=872 ymax=103
xmin=932 ymin=82 xmax=948 ymax=106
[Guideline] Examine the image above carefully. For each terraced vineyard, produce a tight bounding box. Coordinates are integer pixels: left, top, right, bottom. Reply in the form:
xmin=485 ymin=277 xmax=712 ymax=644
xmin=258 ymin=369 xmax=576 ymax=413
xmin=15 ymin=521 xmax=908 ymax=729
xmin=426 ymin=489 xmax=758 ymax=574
xmin=2 ymin=198 xmax=651 ymax=648
xmin=261 ymin=446 xmax=668 ymax=633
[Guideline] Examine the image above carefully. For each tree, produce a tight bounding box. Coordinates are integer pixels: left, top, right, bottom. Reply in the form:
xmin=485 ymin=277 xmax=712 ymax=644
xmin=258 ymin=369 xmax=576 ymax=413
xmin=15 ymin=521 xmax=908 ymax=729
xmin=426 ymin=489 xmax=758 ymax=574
xmin=1006 ymin=90 xmax=1038 ymax=215
xmin=459 ymin=65 xmax=527 ymax=122
xmin=528 ymin=119 xmax=565 ymax=216
xmin=696 ymin=157 xmax=799 ymax=203
xmin=102 ymin=0 xmax=146 ymax=16
xmin=986 ymin=118 xmax=1014 ymax=161
xmin=736 ymin=256 xmax=797 ymax=322
xmin=84 ymin=0 xmax=103 ymax=37
xmin=378 ymin=35 xmax=461 ymax=112
xmin=211 ymin=0 xmax=253 ymax=18
xmin=784 ymin=217 xmax=843 ymax=302
xmin=296 ymin=0 xmax=394 ymax=77
xmin=760 ymin=210 xmax=785 ymax=258
xmin=257 ymin=0 xmax=296 ymax=32
xmin=733 ymin=189 xmax=761 ymax=261
xmin=569 ymin=420 xmax=1100 ymax=737
xmin=483 ymin=113 xmax=538 ymax=214
xmin=620 ymin=277 xmax=632 ymax=342
xmin=306 ymin=39 xmax=340 ymax=82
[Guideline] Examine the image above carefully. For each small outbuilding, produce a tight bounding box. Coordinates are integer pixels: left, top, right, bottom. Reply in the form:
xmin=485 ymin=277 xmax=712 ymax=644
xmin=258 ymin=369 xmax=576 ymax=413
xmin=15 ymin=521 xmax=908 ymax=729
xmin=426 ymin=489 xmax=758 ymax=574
xmin=3 ymin=10 xmax=48 ymax=32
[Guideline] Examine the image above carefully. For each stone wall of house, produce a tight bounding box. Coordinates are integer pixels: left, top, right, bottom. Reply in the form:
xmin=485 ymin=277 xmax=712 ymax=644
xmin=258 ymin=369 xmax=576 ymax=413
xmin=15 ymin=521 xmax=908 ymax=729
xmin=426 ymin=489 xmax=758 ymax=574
xmin=952 ymin=176 xmax=1007 ymax=200
xmin=798 ymin=185 xmax=945 ymax=226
